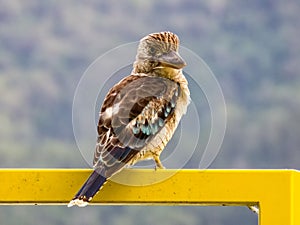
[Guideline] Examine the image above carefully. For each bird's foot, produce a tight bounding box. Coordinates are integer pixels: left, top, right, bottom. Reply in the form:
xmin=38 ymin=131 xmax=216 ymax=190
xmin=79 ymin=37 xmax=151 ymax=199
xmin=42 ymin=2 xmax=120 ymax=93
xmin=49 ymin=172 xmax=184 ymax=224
xmin=153 ymin=155 xmax=165 ymax=170
xmin=154 ymin=164 xmax=166 ymax=170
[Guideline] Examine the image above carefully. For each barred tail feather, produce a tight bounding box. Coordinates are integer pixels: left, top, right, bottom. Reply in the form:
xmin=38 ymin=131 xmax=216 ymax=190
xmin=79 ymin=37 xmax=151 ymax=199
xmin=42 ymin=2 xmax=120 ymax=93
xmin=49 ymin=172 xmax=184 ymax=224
xmin=68 ymin=170 xmax=107 ymax=207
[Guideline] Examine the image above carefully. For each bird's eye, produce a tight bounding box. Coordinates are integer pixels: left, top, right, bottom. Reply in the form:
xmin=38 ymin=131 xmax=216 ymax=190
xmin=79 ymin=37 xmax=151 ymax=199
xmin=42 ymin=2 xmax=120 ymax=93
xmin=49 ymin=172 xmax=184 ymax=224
xmin=149 ymin=47 xmax=156 ymax=55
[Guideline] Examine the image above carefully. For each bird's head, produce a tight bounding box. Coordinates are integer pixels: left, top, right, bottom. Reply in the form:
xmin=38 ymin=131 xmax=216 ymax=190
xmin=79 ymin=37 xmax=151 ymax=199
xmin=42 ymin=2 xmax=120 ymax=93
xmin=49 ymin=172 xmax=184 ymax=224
xmin=133 ymin=31 xmax=186 ymax=75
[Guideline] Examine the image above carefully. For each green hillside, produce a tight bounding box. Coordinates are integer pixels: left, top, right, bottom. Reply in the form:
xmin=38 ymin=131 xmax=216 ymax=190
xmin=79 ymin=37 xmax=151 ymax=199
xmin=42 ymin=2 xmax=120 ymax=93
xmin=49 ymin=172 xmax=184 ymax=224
xmin=0 ymin=0 xmax=299 ymax=224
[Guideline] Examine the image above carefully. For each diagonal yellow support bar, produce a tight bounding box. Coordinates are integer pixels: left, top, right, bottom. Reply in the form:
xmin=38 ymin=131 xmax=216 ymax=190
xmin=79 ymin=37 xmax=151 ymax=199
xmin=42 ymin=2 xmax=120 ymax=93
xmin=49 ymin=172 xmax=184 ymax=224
xmin=0 ymin=169 xmax=299 ymax=225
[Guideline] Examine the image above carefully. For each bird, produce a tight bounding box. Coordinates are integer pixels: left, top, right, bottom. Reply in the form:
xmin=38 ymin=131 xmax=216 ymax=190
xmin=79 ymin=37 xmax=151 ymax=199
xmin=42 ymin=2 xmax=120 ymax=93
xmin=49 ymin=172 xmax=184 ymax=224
xmin=68 ymin=31 xmax=190 ymax=207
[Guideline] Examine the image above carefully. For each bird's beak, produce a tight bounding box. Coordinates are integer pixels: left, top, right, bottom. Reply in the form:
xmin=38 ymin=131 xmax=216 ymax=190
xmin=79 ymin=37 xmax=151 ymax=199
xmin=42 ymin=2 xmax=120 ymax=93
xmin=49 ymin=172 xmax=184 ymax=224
xmin=158 ymin=50 xmax=186 ymax=69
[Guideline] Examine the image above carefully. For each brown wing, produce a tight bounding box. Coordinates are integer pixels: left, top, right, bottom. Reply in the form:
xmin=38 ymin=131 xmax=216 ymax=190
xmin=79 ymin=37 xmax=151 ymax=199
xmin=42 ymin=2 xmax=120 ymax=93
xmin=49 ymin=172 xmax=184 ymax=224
xmin=93 ymin=74 xmax=179 ymax=176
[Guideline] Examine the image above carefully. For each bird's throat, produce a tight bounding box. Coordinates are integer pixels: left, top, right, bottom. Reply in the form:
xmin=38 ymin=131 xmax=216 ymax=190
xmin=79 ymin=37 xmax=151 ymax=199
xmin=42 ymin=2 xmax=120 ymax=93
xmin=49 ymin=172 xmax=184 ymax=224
xmin=152 ymin=67 xmax=181 ymax=80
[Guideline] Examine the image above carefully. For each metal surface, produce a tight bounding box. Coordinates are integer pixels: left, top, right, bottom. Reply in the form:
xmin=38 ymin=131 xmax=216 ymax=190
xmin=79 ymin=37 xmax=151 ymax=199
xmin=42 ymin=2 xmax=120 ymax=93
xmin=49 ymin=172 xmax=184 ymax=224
xmin=0 ymin=169 xmax=299 ymax=225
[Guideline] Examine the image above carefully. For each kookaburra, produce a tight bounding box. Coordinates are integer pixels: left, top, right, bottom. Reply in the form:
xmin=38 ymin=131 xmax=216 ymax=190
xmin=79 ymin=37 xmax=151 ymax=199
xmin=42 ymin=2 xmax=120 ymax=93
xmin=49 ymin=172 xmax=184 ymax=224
xmin=68 ymin=31 xmax=190 ymax=207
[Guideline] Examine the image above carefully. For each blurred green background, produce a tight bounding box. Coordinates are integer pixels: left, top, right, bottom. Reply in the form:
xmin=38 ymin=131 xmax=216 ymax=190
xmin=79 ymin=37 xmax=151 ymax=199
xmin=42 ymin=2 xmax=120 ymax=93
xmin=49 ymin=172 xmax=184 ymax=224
xmin=0 ymin=0 xmax=299 ymax=224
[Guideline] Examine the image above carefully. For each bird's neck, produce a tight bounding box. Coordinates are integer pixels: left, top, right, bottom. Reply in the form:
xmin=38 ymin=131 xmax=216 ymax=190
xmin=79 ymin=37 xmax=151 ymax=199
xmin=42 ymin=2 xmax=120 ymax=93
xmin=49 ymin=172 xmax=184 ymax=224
xmin=132 ymin=61 xmax=182 ymax=82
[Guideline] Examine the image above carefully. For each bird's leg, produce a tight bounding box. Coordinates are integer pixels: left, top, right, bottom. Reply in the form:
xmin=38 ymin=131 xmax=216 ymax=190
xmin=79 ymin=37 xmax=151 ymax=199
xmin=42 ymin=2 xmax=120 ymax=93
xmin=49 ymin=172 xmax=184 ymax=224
xmin=153 ymin=155 xmax=165 ymax=169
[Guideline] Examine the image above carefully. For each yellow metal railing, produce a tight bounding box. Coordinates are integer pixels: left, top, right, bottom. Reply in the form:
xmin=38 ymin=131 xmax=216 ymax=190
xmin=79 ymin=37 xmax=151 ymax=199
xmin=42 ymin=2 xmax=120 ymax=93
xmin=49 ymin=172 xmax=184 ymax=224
xmin=0 ymin=169 xmax=299 ymax=225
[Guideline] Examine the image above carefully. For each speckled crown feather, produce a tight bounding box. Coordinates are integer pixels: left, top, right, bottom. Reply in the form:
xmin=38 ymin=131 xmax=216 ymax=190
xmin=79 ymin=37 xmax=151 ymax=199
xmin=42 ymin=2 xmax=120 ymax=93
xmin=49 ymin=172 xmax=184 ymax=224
xmin=141 ymin=31 xmax=180 ymax=51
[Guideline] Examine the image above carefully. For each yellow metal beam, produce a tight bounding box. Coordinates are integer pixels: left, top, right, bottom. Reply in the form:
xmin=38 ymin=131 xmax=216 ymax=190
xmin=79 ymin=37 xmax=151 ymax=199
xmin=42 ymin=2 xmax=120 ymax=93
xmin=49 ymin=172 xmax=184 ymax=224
xmin=0 ymin=169 xmax=299 ymax=225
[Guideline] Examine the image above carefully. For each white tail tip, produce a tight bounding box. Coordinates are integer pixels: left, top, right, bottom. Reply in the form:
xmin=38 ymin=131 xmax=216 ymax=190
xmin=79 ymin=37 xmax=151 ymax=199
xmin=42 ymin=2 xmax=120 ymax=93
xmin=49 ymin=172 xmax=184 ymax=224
xmin=67 ymin=199 xmax=89 ymax=207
